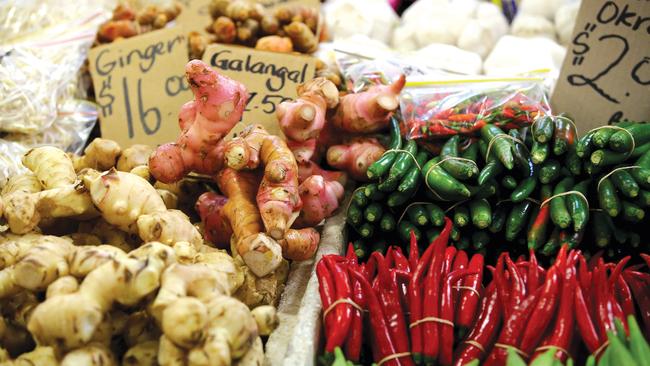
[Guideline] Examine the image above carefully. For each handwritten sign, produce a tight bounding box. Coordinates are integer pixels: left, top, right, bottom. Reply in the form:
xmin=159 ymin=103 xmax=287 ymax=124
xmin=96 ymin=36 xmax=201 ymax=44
xmin=88 ymin=27 xmax=192 ymax=147
xmin=175 ymin=0 xmax=211 ymax=35
xmin=202 ymin=43 xmax=316 ymax=136
xmin=551 ymin=0 xmax=650 ymax=132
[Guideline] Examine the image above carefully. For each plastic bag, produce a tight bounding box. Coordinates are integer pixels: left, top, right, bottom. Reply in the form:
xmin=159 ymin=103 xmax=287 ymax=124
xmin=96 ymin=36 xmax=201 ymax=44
xmin=0 ymin=100 xmax=98 ymax=187
xmin=0 ymin=0 xmax=110 ymax=134
xmin=0 ymin=31 xmax=100 ymax=134
xmin=401 ymin=76 xmax=550 ymax=140
xmin=0 ymin=0 xmax=114 ymax=45
xmin=335 ymin=50 xmax=455 ymax=93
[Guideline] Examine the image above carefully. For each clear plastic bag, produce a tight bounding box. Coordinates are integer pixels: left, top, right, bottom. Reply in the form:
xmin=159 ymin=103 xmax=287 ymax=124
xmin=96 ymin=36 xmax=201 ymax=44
xmin=0 ymin=32 xmax=99 ymax=134
xmin=0 ymin=0 xmax=114 ymax=45
xmin=0 ymin=100 xmax=98 ymax=187
xmin=334 ymin=49 xmax=452 ymax=93
xmin=0 ymin=0 xmax=110 ymax=134
xmin=400 ymin=76 xmax=550 ymax=140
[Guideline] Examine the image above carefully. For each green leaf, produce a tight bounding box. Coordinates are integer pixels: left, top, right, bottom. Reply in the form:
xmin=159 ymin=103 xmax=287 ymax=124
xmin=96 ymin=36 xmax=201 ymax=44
xmin=627 ymin=315 xmax=650 ymax=365
xmin=614 ymin=317 xmax=629 ymax=347
xmin=530 ymin=347 xmax=557 ymax=366
xmin=608 ymin=331 xmax=640 ymax=366
xmin=506 ymin=347 xmax=527 ymax=366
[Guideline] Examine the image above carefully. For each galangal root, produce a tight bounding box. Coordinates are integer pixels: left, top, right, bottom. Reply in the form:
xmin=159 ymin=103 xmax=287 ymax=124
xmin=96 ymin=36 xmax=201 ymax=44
xmin=149 ymin=60 xmax=248 ymax=184
xmin=327 ymin=138 xmax=386 ymax=182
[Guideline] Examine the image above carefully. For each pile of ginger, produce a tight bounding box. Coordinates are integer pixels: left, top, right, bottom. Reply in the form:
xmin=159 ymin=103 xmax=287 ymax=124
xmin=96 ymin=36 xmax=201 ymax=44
xmin=0 ymin=140 xmax=280 ymax=365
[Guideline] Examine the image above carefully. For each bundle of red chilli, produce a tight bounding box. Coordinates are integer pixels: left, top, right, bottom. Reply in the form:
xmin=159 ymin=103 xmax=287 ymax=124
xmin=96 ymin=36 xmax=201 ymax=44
xmin=316 ymin=219 xmax=650 ymax=366
xmin=400 ymin=77 xmax=549 ymax=141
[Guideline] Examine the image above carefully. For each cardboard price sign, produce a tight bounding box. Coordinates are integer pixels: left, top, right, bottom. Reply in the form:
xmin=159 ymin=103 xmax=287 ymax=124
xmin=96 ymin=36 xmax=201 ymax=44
xmin=88 ymin=27 xmax=192 ymax=147
xmin=551 ymin=1 xmax=650 ymax=132
xmin=175 ymin=0 xmax=211 ymax=35
xmin=202 ymin=44 xmax=316 ymax=136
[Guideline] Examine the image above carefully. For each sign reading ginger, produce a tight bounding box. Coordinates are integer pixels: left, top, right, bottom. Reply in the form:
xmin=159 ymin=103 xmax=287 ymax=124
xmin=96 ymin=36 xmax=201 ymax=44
xmin=202 ymin=43 xmax=316 ymax=136
xmin=88 ymin=27 xmax=191 ymax=147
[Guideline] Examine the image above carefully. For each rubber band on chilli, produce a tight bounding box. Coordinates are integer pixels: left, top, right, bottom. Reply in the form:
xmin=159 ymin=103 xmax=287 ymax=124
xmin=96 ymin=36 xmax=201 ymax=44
xmin=540 ymin=191 xmax=589 ymax=211
xmin=588 ymin=125 xmax=635 ymax=156
xmin=383 ymin=148 xmax=422 ymax=171
xmin=593 ymin=340 xmax=609 ymax=358
xmin=397 ymin=201 xmax=432 ymax=225
xmin=409 ymin=316 xmax=454 ymax=329
xmin=535 ymin=345 xmax=569 ymax=357
xmin=555 ymin=115 xmax=579 ymax=137
xmin=496 ymin=197 xmax=541 ymax=206
xmin=344 ymin=187 xmax=366 ymax=236
xmin=377 ymin=352 xmax=412 ymax=366
xmin=463 ymin=340 xmax=486 ymax=353
xmin=444 ymin=199 xmax=469 ymax=214
xmin=322 ymin=298 xmax=363 ymax=320
xmin=344 ymin=187 xmax=365 ymax=216
xmin=597 ymin=165 xmax=641 ymax=193
xmin=453 ymin=285 xmax=480 ymax=298
xmin=424 ymin=157 xmax=474 ymax=201
xmin=494 ymin=343 xmax=529 ymax=358
xmin=486 ymin=133 xmax=527 ymax=162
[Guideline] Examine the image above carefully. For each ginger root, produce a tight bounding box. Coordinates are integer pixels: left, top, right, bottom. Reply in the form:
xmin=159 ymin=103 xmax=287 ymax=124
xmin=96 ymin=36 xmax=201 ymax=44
xmin=27 ymin=243 xmax=175 ymax=350
xmin=84 ymin=169 xmax=167 ymax=233
xmin=97 ymin=20 xmax=139 ymax=43
xmin=123 ymin=340 xmax=159 ymax=366
xmin=149 ymin=60 xmax=247 ymax=183
xmin=255 ymin=35 xmax=293 ymax=53
xmin=0 ymin=346 xmax=58 ymax=366
xmin=0 ymin=235 xmax=74 ymax=298
xmin=327 ymin=138 xmax=386 ymax=181
xmin=251 ymin=305 xmax=278 ymax=336
xmin=237 ymin=19 xmax=260 ymax=45
xmin=188 ymin=31 xmax=208 ymax=60
xmin=60 ymin=343 xmax=117 ymax=366
xmin=22 ymin=146 xmax=76 ymax=190
xmin=137 ymin=210 xmax=203 ymax=250
xmin=45 ymin=276 xmax=79 ymax=299
xmin=71 ymin=138 xmax=122 ymax=172
xmin=3 ymin=148 xmax=98 ymax=234
xmin=283 ymin=21 xmax=317 ymax=53
xmin=212 ymin=16 xmax=237 ymax=43
xmin=117 ymin=144 xmax=154 ymax=172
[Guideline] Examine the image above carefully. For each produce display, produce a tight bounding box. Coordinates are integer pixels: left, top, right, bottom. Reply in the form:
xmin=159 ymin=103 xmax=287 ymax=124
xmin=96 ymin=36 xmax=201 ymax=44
xmin=317 ymin=223 xmax=650 ymax=365
xmin=1 ymin=0 xmax=649 ymax=365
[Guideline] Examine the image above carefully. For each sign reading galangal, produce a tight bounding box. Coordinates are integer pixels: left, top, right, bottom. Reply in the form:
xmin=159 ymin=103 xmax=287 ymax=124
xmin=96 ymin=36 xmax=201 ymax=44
xmin=202 ymin=43 xmax=317 ymax=136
